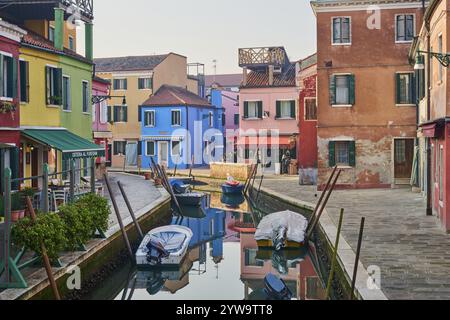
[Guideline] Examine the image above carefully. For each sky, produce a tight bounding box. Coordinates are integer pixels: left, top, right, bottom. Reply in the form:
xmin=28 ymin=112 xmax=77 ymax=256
xmin=78 ymin=0 xmax=317 ymax=75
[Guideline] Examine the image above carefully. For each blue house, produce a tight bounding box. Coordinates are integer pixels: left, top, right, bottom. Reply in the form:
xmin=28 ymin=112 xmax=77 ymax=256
xmin=140 ymin=85 xmax=224 ymax=169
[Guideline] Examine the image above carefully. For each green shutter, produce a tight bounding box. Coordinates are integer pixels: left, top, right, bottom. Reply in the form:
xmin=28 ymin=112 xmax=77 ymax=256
xmin=6 ymin=57 xmax=13 ymax=97
xmin=138 ymin=141 xmax=142 ymax=156
xmin=12 ymin=58 xmax=18 ymax=98
xmin=123 ymin=106 xmax=128 ymax=122
xmin=138 ymin=106 xmax=142 ymax=122
xmin=107 ymin=106 xmax=112 ymax=123
xmin=10 ymin=147 xmax=19 ymax=190
xmin=395 ymin=73 xmax=401 ymax=104
xmin=276 ymin=101 xmax=281 ymax=119
xmin=349 ymin=141 xmax=356 ymax=167
xmin=257 ymin=101 xmax=263 ymax=118
xmin=244 ymin=102 xmax=249 ymax=118
xmin=329 ymin=141 xmax=336 ymax=167
xmin=290 ymin=100 xmax=296 ymax=118
xmin=54 ymin=68 xmax=63 ymax=104
xmin=349 ymin=75 xmax=355 ymax=105
xmin=124 ymin=79 xmax=127 ymax=90
xmin=113 ymin=106 xmax=119 ymax=122
xmin=329 ymin=75 xmax=336 ymax=105
xmin=20 ymin=61 xmax=29 ymax=102
xmin=411 ymin=73 xmax=416 ymax=104
xmin=45 ymin=66 xmax=50 ymax=104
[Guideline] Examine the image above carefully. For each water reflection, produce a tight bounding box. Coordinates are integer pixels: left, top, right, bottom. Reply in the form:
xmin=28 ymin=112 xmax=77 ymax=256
xmin=114 ymin=195 xmax=327 ymax=301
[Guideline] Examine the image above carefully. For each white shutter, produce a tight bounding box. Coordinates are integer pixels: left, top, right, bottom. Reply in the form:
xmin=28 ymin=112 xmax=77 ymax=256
xmin=92 ymin=103 xmax=96 ymax=122
xmin=100 ymin=100 xmax=108 ymax=124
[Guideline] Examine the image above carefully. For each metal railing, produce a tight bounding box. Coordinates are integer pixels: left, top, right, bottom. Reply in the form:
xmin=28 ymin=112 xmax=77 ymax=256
xmin=0 ymin=158 xmax=100 ymax=289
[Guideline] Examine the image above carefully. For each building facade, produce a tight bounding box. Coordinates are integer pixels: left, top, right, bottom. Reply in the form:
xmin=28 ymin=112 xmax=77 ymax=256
xmin=411 ymin=0 xmax=450 ymax=231
xmin=140 ymin=85 xmax=224 ymax=170
xmin=92 ymin=76 xmax=112 ymax=167
xmin=297 ymin=53 xmax=318 ymax=184
xmin=94 ymin=53 xmax=199 ymax=169
xmin=312 ymin=0 xmax=424 ymax=189
xmin=238 ymin=47 xmax=299 ymax=174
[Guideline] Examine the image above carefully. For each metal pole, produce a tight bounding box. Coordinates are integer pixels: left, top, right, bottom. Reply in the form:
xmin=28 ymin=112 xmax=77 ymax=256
xmin=90 ymin=158 xmax=96 ymax=194
xmin=117 ymin=181 xmax=144 ymax=240
xmin=42 ymin=164 xmax=49 ymax=213
xmin=104 ymin=174 xmax=134 ymax=260
xmin=326 ymin=208 xmax=345 ymax=300
xmin=309 ymin=166 xmax=338 ymax=225
xmin=69 ymin=159 xmax=75 ymax=203
xmin=26 ymin=196 xmax=61 ymax=300
xmin=307 ymin=170 xmax=342 ymax=239
xmin=351 ymin=217 xmax=366 ymax=300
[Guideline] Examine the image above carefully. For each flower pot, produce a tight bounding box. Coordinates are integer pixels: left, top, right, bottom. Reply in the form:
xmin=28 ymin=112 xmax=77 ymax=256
xmin=144 ymin=173 xmax=152 ymax=180
xmin=154 ymin=178 xmax=163 ymax=186
xmin=11 ymin=210 xmax=24 ymax=223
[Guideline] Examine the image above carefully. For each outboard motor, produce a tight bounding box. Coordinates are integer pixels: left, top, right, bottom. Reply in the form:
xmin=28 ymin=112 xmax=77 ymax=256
xmin=264 ymin=273 xmax=292 ymax=300
xmin=146 ymin=237 xmax=170 ymax=266
xmin=272 ymin=226 xmax=287 ymax=251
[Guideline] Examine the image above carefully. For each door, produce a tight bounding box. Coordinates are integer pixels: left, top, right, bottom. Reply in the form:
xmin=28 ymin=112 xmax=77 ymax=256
xmin=158 ymin=141 xmax=169 ymax=167
xmin=31 ymin=148 xmax=39 ymax=189
xmin=125 ymin=142 xmax=138 ymax=167
xmin=394 ymin=138 xmax=414 ymax=183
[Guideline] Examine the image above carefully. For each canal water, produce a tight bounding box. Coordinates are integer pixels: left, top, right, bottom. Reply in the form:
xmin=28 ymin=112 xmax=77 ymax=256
xmin=87 ymin=193 xmax=329 ymax=300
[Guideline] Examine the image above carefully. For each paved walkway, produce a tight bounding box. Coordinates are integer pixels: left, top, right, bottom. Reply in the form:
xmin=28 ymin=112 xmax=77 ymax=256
xmin=260 ymin=176 xmax=450 ymax=300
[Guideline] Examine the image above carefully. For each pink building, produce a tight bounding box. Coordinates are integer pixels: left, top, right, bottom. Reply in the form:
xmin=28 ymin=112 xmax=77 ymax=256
xmin=92 ymin=76 xmax=112 ymax=167
xmin=237 ymin=47 xmax=299 ymax=174
xmin=220 ymin=90 xmax=240 ymax=162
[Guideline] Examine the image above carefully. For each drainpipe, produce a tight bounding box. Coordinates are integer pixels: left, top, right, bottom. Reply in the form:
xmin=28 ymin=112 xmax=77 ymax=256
xmin=186 ymin=105 xmax=190 ymax=168
xmin=425 ymin=0 xmax=433 ymax=216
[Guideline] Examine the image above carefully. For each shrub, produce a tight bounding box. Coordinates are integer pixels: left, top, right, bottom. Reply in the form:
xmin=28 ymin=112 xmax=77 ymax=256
xmin=74 ymin=193 xmax=110 ymax=234
xmin=59 ymin=204 xmax=94 ymax=251
xmin=11 ymin=212 xmax=67 ymax=262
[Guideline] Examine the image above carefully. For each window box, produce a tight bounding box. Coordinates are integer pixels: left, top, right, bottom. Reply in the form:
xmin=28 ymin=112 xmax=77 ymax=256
xmin=0 ymin=100 xmax=17 ymax=119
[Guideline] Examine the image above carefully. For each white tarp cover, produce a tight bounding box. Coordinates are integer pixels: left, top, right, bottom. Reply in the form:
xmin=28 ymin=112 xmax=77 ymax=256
xmin=255 ymin=211 xmax=308 ymax=244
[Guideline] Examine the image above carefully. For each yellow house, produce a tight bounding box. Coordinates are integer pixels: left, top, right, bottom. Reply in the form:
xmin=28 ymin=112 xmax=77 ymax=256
xmin=95 ymin=53 xmax=200 ymax=169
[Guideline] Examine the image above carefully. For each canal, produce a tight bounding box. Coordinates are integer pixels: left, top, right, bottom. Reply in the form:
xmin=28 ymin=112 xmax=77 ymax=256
xmin=84 ymin=192 xmax=333 ymax=300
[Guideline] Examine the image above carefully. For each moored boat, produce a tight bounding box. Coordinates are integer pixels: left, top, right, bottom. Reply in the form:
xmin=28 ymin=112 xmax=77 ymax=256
xmin=255 ymin=211 xmax=308 ymax=250
xmin=136 ymin=225 xmax=193 ymax=267
xmin=175 ymin=192 xmax=205 ymax=206
xmin=170 ymin=179 xmax=191 ymax=194
xmin=222 ymin=183 xmax=245 ymax=195
xmin=264 ymin=273 xmax=292 ymax=300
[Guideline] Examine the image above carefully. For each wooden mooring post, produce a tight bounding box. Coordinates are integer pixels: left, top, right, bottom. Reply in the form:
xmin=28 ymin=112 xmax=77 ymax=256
xmin=351 ymin=217 xmax=366 ymax=300
xmin=309 ymin=166 xmax=338 ymax=225
xmin=326 ymin=208 xmax=345 ymax=300
xmin=104 ymin=174 xmax=134 ymax=260
xmin=117 ymin=181 xmax=144 ymax=240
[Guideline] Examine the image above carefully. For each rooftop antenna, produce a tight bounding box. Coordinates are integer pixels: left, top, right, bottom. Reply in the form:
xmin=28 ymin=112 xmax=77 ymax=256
xmin=212 ymin=59 xmax=218 ymax=83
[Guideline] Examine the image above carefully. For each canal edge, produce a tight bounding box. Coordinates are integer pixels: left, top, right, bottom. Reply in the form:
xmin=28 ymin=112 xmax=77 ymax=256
xmin=257 ymin=186 xmax=388 ymax=301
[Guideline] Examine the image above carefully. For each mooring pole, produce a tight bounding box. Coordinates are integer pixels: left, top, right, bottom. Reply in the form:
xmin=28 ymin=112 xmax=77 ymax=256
xmin=326 ymin=208 xmax=345 ymax=300
xmin=309 ymin=166 xmax=338 ymax=225
xmin=104 ymin=174 xmax=134 ymax=260
xmin=4 ymin=169 xmax=11 ymax=284
xmin=26 ymin=196 xmax=61 ymax=300
xmin=117 ymin=181 xmax=144 ymax=240
xmin=255 ymin=175 xmax=265 ymax=203
xmin=351 ymin=217 xmax=366 ymax=300
xmin=90 ymin=158 xmax=96 ymax=194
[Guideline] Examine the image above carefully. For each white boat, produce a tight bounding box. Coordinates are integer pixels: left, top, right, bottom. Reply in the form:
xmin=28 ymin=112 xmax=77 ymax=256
xmin=255 ymin=211 xmax=309 ymax=250
xmin=136 ymin=225 xmax=193 ymax=267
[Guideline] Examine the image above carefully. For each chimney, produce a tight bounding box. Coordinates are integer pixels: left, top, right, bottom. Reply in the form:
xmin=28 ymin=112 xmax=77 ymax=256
xmin=53 ymin=8 xmax=64 ymax=51
xmin=269 ymin=65 xmax=274 ymax=86
xmin=242 ymin=67 xmax=248 ymax=86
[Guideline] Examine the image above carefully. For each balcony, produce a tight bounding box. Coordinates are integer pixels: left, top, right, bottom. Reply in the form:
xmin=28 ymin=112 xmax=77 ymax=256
xmin=238 ymin=47 xmax=289 ymax=71
xmin=0 ymin=0 xmax=93 ymax=22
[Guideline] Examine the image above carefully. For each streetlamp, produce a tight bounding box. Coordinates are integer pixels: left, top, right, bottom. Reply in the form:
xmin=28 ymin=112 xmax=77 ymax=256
xmin=92 ymin=95 xmax=127 ymax=106
xmin=414 ymin=50 xmax=450 ymax=69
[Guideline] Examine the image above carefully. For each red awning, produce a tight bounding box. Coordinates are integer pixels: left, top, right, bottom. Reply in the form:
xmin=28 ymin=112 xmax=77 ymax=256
xmin=422 ymin=123 xmax=438 ymax=138
xmin=237 ymin=136 xmax=292 ymax=146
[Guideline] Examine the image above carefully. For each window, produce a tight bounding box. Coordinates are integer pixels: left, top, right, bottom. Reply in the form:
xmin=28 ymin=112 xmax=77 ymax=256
xmin=146 ymin=141 xmax=155 ymax=156
xmin=305 ymin=98 xmax=317 ymax=120
xmin=113 ymin=78 xmax=127 ymax=90
xmin=244 ymin=249 xmax=264 ymax=267
xmin=438 ymin=35 xmax=443 ymax=82
xmin=45 ymin=66 xmax=63 ymax=105
xmin=330 ymin=74 xmax=355 ymax=106
xmin=276 ymin=100 xmax=296 ymax=119
xmin=144 ymin=110 xmax=155 ymax=127
xmin=171 ymin=110 xmax=181 ymax=126
xmin=0 ymin=54 xmax=17 ymax=99
xmin=332 ymin=17 xmax=351 ymax=44
xmin=99 ymin=100 xmax=108 ymax=124
xmin=209 ymin=112 xmax=214 ymax=127
xmin=113 ymin=105 xmax=128 ymax=122
xmin=68 ymin=36 xmax=74 ymax=50
xmin=138 ymin=78 xmax=153 ymax=90
xmin=395 ymin=140 xmax=407 ymax=163
xmin=234 ymin=114 xmax=240 ymax=125
xmin=243 ymin=101 xmax=262 ymax=119
xmin=48 ymin=26 xmax=55 ymax=42
xmin=82 ymin=81 xmax=89 ymax=113
xmin=329 ymin=141 xmax=356 ymax=167
xmin=19 ymin=60 xmax=29 ymax=103
xmin=62 ymin=76 xmax=71 ymax=111
xmin=172 ymin=141 xmax=181 ymax=156
xmin=396 ymin=73 xmax=415 ymax=105
xmin=113 ymin=141 xmax=127 ymax=155
xmin=396 ymin=14 xmax=414 ymax=42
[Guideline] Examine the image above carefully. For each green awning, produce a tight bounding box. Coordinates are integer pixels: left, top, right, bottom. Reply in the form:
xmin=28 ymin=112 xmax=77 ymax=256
xmin=22 ymin=129 xmax=105 ymax=160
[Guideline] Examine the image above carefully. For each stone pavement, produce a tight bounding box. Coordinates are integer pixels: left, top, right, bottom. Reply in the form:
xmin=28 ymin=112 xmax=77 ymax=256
xmin=260 ymin=176 xmax=450 ymax=300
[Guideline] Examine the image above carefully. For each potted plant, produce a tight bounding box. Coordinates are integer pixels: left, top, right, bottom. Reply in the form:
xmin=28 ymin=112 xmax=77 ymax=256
xmin=49 ymin=96 xmax=62 ymax=105
xmin=11 ymin=192 xmax=25 ymax=222
xmin=0 ymin=100 xmax=17 ymax=120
